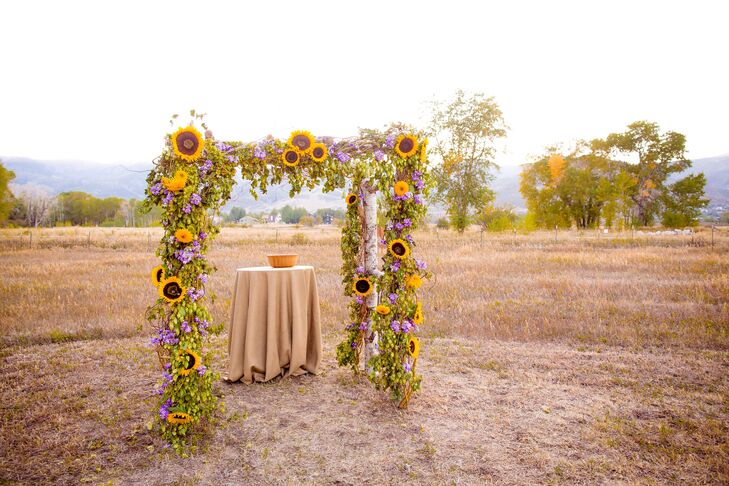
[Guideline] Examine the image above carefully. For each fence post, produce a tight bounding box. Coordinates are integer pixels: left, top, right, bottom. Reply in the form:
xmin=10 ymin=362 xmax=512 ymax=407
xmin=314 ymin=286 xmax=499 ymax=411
xmin=554 ymin=225 xmax=558 ymax=243
xmin=712 ymin=226 xmax=715 ymax=247
xmin=29 ymin=231 xmax=32 ymax=249
xmin=87 ymin=231 xmax=91 ymax=248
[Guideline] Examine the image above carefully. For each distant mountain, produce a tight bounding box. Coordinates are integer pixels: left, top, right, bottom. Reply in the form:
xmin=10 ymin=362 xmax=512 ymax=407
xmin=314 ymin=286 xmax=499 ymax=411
xmin=2 ymin=154 xmax=727 ymax=213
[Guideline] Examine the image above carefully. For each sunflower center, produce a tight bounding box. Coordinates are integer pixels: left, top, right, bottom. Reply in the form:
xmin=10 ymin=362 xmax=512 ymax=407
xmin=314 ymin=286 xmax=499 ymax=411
xmin=292 ymin=135 xmax=311 ymax=151
xmin=409 ymin=341 xmax=416 ymax=353
xmin=355 ymin=280 xmax=371 ymax=293
xmin=285 ymin=151 xmax=298 ymax=163
xmin=312 ymin=147 xmax=324 ymax=159
xmin=392 ymin=243 xmax=405 ymax=256
xmin=183 ymin=353 xmax=194 ymax=370
xmin=163 ymin=282 xmax=182 ymax=299
xmin=348 ymin=195 xmax=356 ymax=204
xmin=399 ymin=138 xmax=414 ymax=154
xmin=176 ymin=133 xmax=199 ymax=155
xmin=156 ymin=269 xmax=164 ymax=282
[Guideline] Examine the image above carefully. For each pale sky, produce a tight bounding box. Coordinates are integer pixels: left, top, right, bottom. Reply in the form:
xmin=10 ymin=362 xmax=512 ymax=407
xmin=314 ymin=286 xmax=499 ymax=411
xmin=1 ymin=0 xmax=727 ymax=167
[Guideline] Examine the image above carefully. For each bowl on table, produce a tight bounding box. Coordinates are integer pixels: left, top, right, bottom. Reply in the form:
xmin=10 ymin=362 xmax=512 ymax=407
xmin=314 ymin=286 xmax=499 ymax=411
xmin=267 ymin=254 xmax=299 ymax=268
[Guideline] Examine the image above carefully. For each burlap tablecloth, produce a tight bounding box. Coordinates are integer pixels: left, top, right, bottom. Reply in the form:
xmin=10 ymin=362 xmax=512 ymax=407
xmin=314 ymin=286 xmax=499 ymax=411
xmin=226 ymin=265 xmax=322 ymax=384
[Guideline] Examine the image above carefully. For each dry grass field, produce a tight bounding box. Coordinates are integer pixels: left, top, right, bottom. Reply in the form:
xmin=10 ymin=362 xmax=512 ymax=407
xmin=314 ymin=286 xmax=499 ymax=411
xmin=1 ymin=226 xmax=728 ymax=484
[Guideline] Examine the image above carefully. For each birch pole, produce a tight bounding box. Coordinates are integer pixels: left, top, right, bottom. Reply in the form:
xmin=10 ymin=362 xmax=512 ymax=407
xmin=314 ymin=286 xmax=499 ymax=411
xmin=360 ymin=179 xmax=380 ymax=369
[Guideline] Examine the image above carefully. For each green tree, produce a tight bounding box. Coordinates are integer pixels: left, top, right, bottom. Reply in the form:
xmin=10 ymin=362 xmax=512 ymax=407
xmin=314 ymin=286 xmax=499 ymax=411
xmin=224 ymin=206 xmax=247 ymax=222
xmin=0 ymin=160 xmax=16 ymax=225
xmin=429 ymin=90 xmax=507 ymax=232
xmin=661 ymin=173 xmax=708 ymax=227
xmin=279 ymin=205 xmax=308 ymax=224
xmin=592 ymin=121 xmax=690 ymax=226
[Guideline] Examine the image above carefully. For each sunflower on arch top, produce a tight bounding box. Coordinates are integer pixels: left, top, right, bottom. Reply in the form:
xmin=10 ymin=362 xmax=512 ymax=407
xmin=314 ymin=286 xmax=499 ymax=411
xmin=143 ymin=114 xmax=432 ymax=449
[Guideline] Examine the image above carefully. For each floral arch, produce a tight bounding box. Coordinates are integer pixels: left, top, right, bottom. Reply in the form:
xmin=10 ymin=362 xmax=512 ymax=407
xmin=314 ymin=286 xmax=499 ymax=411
xmin=144 ymin=115 xmax=431 ymax=448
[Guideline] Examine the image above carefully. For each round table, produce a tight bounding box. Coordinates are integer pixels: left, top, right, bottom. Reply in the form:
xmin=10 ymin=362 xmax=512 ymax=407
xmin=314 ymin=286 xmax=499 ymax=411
xmin=226 ymin=265 xmax=322 ymax=384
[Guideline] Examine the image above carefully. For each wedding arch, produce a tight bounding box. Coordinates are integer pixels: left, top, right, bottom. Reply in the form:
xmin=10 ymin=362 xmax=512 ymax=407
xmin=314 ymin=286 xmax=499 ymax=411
xmin=144 ymin=114 xmax=431 ymax=448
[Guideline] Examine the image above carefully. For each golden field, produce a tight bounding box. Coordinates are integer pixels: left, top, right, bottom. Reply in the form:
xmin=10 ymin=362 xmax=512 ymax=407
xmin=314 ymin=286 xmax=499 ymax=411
xmin=1 ymin=226 xmax=727 ymax=484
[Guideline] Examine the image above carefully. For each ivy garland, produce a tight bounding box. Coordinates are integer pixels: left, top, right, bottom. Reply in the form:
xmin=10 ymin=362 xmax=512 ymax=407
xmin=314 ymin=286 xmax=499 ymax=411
xmin=144 ymin=115 xmax=431 ymax=449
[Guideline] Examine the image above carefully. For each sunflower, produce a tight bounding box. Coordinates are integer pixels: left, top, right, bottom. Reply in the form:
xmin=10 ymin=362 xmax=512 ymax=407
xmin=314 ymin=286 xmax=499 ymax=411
xmin=310 ymin=142 xmax=328 ymax=162
xmin=346 ymin=193 xmax=358 ymax=206
xmin=407 ymin=335 xmax=420 ymax=358
xmin=288 ymin=130 xmax=314 ymax=153
xmin=406 ymin=274 xmax=423 ymax=289
xmin=167 ymin=411 xmax=193 ymax=425
xmin=282 ymin=149 xmax=300 ymax=167
xmin=161 ymin=175 xmax=185 ymax=192
xmin=413 ymin=302 xmax=423 ymax=324
xmin=151 ymin=265 xmax=165 ymax=287
xmin=394 ymin=181 xmax=409 ymax=196
xmin=352 ymin=277 xmax=373 ymax=297
xmin=179 ymin=349 xmax=201 ymax=376
xmin=172 ymin=126 xmax=204 ymax=161
xmin=375 ymin=304 xmax=391 ymax=315
xmin=174 ymin=229 xmax=194 ymax=243
xmin=420 ymin=138 xmax=428 ymax=162
xmin=388 ymin=239 xmax=410 ymax=259
xmin=395 ymin=134 xmax=418 ymax=158
xmin=159 ymin=276 xmax=185 ymax=303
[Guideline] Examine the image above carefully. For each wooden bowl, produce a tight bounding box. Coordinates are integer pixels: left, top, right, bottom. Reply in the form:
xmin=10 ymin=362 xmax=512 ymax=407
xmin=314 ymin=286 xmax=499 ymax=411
xmin=267 ymin=254 xmax=299 ymax=268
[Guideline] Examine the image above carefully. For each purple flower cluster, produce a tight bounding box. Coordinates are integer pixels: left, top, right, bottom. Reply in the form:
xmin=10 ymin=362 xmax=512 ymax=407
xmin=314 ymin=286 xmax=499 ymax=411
xmin=374 ymin=149 xmax=385 ymax=162
xmin=356 ymin=266 xmax=365 ymax=274
xmin=253 ymin=145 xmax=266 ymax=159
xmin=403 ymin=362 xmax=412 ymax=373
xmin=413 ymin=194 xmax=424 ymax=205
xmin=193 ymin=316 xmax=210 ymax=337
xmin=415 ymin=258 xmax=427 ymax=270
xmin=388 ymin=293 xmax=398 ymax=304
xmin=183 ymin=204 xmax=192 ymax=214
xmin=215 ymin=141 xmax=234 ymax=152
xmin=400 ymin=318 xmax=416 ymax=334
xmin=336 ymin=152 xmax=351 ymax=163
xmin=385 ymin=135 xmax=396 ymax=149
xmin=181 ymin=320 xmax=191 ymax=333
xmin=390 ymin=260 xmax=400 ymax=272
xmin=159 ymin=398 xmax=173 ymax=420
xmin=186 ymin=287 xmax=205 ymax=302
xmin=412 ymin=170 xmax=425 ymax=191
xmin=174 ymin=240 xmax=203 ymax=265
xmin=359 ymin=321 xmax=369 ymax=331
xmin=346 ymin=322 xmax=357 ymax=331
xmin=198 ymin=273 xmax=208 ymax=284
xmin=405 ymin=234 xmax=415 ymax=244
xmin=390 ymin=320 xmax=401 ymax=332
xmin=150 ymin=182 xmax=164 ymax=195
xmin=151 ymin=328 xmax=179 ymax=346
xmin=199 ymin=159 xmax=213 ymax=175
xmin=190 ymin=193 xmax=202 ymax=205
xmin=197 ymin=365 xmax=207 ymax=376
xmin=162 ymin=192 xmax=174 ymax=206
xmin=198 ymin=231 xmax=208 ymax=240
xmin=393 ymin=191 xmax=413 ymax=202
xmin=355 ymin=295 xmax=364 ymax=305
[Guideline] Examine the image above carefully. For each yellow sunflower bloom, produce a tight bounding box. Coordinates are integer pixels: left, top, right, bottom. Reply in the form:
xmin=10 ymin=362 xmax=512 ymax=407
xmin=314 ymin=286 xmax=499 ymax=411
xmin=395 ymin=134 xmax=418 ymax=158
xmin=346 ymin=193 xmax=358 ymax=206
xmin=375 ymin=304 xmax=391 ymax=315
xmin=394 ymin=181 xmax=409 ymax=196
xmin=413 ymin=302 xmax=423 ymax=324
xmin=310 ymin=142 xmax=328 ymax=162
xmin=388 ymin=239 xmax=410 ymax=259
xmin=172 ymin=126 xmax=204 ymax=162
xmin=179 ymin=349 xmax=201 ymax=376
xmin=420 ymin=138 xmax=428 ymax=162
xmin=288 ymin=130 xmax=315 ymax=153
xmin=406 ymin=274 xmax=423 ymax=289
xmin=161 ymin=175 xmax=186 ymax=192
xmin=151 ymin=265 xmax=165 ymax=287
xmin=174 ymin=229 xmax=194 ymax=243
xmin=167 ymin=411 xmax=193 ymax=425
xmin=282 ymin=149 xmax=300 ymax=167
xmin=407 ymin=335 xmax=420 ymax=359
xmin=159 ymin=276 xmax=185 ymax=303
xmin=352 ymin=277 xmax=373 ymax=297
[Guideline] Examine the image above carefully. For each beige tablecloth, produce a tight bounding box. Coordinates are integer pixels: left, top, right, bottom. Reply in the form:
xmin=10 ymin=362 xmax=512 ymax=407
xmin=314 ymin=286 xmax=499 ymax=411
xmin=226 ymin=265 xmax=322 ymax=384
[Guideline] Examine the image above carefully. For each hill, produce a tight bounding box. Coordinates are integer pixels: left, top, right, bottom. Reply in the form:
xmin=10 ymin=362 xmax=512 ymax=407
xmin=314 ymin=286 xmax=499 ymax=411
xmin=3 ymin=154 xmax=727 ymax=213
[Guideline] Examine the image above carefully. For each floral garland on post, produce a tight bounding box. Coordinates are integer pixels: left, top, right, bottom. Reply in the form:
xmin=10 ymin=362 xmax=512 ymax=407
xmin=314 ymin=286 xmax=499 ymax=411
xmin=369 ymin=134 xmax=431 ymax=408
xmin=144 ymin=121 xmax=237 ymax=451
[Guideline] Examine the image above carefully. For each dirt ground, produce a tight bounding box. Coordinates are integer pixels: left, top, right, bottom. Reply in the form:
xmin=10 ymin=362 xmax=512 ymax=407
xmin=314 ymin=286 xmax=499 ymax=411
xmin=1 ymin=227 xmax=727 ymax=484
